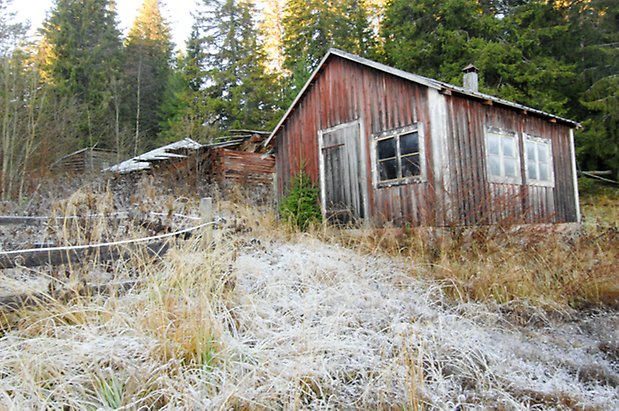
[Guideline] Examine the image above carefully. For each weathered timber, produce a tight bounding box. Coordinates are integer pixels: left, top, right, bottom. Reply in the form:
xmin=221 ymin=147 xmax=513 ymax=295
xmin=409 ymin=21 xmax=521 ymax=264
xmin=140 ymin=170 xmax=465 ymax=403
xmin=0 ymin=213 xmax=129 ymax=226
xmin=0 ymin=280 xmax=138 ymax=313
xmin=580 ymin=171 xmax=619 ymax=185
xmin=581 ymin=170 xmax=613 ymax=176
xmin=0 ymin=240 xmax=169 ymax=269
xmin=206 ymin=148 xmax=275 ymax=186
xmin=50 ymin=147 xmax=117 ymax=174
xmin=270 ymin=49 xmax=580 ymax=227
xmin=0 ymin=216 xmax=51 ymax=225
xmin=228 ymin=129 xmax=271 ymax=135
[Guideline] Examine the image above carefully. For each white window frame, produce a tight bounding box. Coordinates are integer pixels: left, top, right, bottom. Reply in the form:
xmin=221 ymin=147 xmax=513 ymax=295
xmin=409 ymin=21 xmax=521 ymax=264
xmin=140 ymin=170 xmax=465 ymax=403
xmin=371 ymin=123 xmax=426 ymax=188
xmin=524 ymin=134 xmax=554 ymax=187
xmin=484 ymin=128 xmax=521 ymax=184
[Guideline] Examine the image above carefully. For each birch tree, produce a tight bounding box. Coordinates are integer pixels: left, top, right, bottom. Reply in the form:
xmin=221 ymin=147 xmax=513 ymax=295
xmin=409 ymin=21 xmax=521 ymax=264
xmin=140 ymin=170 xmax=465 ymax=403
xmin=124 ymin=0 xmax=173 ymax=153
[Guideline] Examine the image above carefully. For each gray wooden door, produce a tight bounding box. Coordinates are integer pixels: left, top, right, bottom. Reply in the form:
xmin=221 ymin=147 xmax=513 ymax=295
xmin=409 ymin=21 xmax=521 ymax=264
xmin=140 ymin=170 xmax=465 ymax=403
xmin=320 ymin=122 xmax=365 ymax=224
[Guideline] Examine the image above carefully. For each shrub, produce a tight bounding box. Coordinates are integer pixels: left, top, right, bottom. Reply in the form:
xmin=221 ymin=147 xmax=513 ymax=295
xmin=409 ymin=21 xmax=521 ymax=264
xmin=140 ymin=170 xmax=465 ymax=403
xmin=578 ymin=177 xmax=599 ymax=196
xmin=279 ymin=173 xmax=322 ymax=231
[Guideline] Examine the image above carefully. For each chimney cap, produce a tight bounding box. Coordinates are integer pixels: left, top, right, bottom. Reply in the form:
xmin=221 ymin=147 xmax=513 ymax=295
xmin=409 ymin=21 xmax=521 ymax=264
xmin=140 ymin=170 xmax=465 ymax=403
xmin=462 ymin=64 xmax=478 ymax=73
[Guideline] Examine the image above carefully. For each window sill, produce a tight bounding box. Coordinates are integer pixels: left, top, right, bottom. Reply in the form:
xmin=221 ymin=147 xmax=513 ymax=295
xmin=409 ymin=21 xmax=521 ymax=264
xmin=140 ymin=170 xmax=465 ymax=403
xmin=526 ymin=180 xmax=555 ymax=188
xmin=487 ymin=178 xmax=522 ymax=185
xmin=376 ymin=176 xmax=425 ymax=189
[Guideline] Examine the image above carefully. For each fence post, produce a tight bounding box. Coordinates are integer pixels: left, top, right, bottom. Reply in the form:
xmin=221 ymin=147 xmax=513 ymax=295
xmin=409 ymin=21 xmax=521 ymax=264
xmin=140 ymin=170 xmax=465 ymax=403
xmin=200 ymin=197 xmax=213 ymax=222
xmin=200 ymin=197 xmax=214 ymax=245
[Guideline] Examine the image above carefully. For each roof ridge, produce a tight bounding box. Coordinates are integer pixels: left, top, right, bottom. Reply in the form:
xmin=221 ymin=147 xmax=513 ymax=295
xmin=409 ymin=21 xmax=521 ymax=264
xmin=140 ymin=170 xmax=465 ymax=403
xmin=265 ymin=49 xmax=579 ymax=147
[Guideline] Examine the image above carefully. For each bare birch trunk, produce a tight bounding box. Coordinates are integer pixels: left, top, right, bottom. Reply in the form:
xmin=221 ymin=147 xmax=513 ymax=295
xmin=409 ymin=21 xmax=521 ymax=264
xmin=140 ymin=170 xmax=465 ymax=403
xmin=19 ymin=75 xmax=46 ymax=200
xmin=134 ymin=58 xmax=142 ymax=156
xmin=112 ymin=78 xmax=121 ymax=162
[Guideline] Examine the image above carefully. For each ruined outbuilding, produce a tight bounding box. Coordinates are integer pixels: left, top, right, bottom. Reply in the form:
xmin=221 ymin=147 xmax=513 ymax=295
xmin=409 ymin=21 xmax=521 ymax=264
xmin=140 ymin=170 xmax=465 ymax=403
xmin=104 ymin=134 xmax=275 ymax=194
xmin=51 ymin=147 xmax=117 ymax=175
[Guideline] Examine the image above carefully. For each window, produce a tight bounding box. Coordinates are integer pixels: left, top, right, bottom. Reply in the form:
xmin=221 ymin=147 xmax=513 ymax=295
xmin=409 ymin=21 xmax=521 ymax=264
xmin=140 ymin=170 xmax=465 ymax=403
xmin=525 ymin=136 xmax=553 ymax=186
xmin=374 ymin=125 xmax=423 ymax=185
xmin=485 ymin=130 xmax=520 ymax=183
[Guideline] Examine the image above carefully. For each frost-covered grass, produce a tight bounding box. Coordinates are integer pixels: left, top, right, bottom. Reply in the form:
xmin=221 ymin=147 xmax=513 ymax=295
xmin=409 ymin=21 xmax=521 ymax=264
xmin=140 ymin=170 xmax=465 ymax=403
xmin=329 ymin=222 xmax=619 ymax=309
xmin=0 ymin=231 xmax=617 ymax=409
xmin=0 ymin=183 xmax=617 ymax=409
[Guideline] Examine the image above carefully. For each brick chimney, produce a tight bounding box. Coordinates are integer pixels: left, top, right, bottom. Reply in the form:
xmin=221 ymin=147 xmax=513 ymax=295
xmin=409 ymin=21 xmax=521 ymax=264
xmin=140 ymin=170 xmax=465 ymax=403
xmin=462 ymin=64 xmax=479 ymax=92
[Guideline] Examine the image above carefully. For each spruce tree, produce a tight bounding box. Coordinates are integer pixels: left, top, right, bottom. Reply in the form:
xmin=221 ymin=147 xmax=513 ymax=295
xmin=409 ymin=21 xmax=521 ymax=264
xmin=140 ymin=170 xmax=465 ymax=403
xmin=192 ymin=0 xmax=280 ymax=137
xmin=41 ymin=0 xmax=123 ymax=149
xmin=570 ymin=0 xmax=619 ymax=176
xmin=282 ymin=0 xmax=374 ymax=96
xmin=261 ymin=0 xmax=285 ymax=75
xmin=380 ymin=0 xmax=575 ymax=114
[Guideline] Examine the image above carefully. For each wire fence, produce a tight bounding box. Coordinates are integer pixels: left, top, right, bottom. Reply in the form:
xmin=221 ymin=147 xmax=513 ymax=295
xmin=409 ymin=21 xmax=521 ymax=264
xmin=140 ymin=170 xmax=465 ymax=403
xmin=0 ymin=214 xmax=216 ymax=312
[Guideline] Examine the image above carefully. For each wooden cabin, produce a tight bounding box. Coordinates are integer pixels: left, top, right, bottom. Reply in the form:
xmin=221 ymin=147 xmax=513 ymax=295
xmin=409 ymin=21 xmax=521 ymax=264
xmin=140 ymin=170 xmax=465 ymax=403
xmin=265 ymin=49 xmax=581 ymax=226
xmin=51 ymin=147 xmax=117 ymax=175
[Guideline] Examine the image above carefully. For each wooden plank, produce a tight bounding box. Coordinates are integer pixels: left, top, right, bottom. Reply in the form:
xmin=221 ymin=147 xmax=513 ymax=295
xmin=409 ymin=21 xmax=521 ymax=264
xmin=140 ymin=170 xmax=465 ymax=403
xmin=0 ymin=215 xmax=128 ymax=226
xmin=0 ymin=240 xmax=170 ymax=269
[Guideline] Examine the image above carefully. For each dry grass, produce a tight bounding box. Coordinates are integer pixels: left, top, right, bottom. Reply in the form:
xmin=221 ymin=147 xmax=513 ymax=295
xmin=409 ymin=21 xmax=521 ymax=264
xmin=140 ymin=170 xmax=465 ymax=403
xmin=580 ymin=182 xmax=619 ymax=227
xmin=305 ymin=188 xmax=619 ymax=310
xmin=0 ymin=181 xmax=617 ymax=409
xmin=213 ymin=185 xmax=619 ymax=310
xmin=0 ymin=229 xmax=233 ymax=409
xmin=328 ymin=223 xmax=618 ymax=309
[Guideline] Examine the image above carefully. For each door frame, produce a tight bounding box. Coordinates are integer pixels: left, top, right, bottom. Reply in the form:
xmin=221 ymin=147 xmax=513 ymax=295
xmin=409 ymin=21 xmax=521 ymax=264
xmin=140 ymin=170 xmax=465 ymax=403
xmin=317 ymin=119 xmax=369 ymax=224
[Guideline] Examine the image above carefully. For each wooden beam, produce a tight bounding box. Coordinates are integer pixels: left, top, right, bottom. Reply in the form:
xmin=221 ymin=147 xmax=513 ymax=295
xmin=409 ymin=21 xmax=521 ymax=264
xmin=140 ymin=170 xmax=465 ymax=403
xmin=0 ymin=241 xmax=170 ymax=269
xmin=581 ymin=170 xmax=613 ymax=176
xmin=0 ymin=214 xmax=129 ymax=226
xmin=482 ymin=99 xmax=493 ymax=106
xmin=228 ymin=129 xmax=270 ymax=135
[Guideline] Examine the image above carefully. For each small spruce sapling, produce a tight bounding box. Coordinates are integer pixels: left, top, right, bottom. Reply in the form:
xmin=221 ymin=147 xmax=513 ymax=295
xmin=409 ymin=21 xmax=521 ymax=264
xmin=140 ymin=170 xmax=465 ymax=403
xmin=279 ymin=173 xmax=322 ymax=230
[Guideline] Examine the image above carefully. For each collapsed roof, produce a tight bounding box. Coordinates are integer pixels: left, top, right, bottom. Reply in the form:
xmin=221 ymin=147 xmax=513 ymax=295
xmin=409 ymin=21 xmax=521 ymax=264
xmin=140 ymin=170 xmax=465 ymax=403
xmin=104 ymin=138 xmax=202 ymax=174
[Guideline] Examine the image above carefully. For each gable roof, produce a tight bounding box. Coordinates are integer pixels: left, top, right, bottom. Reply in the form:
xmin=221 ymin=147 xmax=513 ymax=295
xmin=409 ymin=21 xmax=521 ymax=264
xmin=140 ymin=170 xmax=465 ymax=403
xmin=265 ymin=49 xmax=579 ymax=146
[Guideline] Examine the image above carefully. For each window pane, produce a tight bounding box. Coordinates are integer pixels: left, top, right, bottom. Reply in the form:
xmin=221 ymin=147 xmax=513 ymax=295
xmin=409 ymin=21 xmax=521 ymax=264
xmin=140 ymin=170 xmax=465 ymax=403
xmin=488 ymin=155 xmax=501 ymax=177
xmin=527 ymin=161 xmax=537 ymax=180
xmin=526 ymin=141 xmax=536 ymax=162
xmin=538 ymin=144 xmax=548 ymax=164
xmin=539 ymin=163 xmax=549 ymax=181
xmin=504 ymin=158 xmax=518 ymax=177
xmin=401 ymin=154 xmax=420 ymax=177
xmin=502 ymin=136 xmax=516 ymax=158
xmin=487 ymin=135 xmax=500 ymax=155
xmin=379 ymin=159 xmax=398 ymax=181
xmin=399 ymin=132 xmax=419 ymax=155
xmin=377 ymin=138 xmax=396 ymax=160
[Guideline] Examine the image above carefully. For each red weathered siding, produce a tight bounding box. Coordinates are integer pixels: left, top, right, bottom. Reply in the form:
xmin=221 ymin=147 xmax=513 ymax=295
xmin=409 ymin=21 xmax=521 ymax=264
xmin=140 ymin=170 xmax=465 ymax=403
xmin=275 ymin=57 xmax=438 ymax=226
xmin=274 ymin=55 xmax=578 ymax=226
xmin=207 ymin=148 xmax=274 ymax=186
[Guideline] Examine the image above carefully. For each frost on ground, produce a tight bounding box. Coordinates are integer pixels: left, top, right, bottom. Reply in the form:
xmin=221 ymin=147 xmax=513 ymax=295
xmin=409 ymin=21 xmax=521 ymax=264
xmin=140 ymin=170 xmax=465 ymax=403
xmin=0 ymin=235 xmax=617 ymax=409
xmin=226 ymin=239 xmax=618 ymax=409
